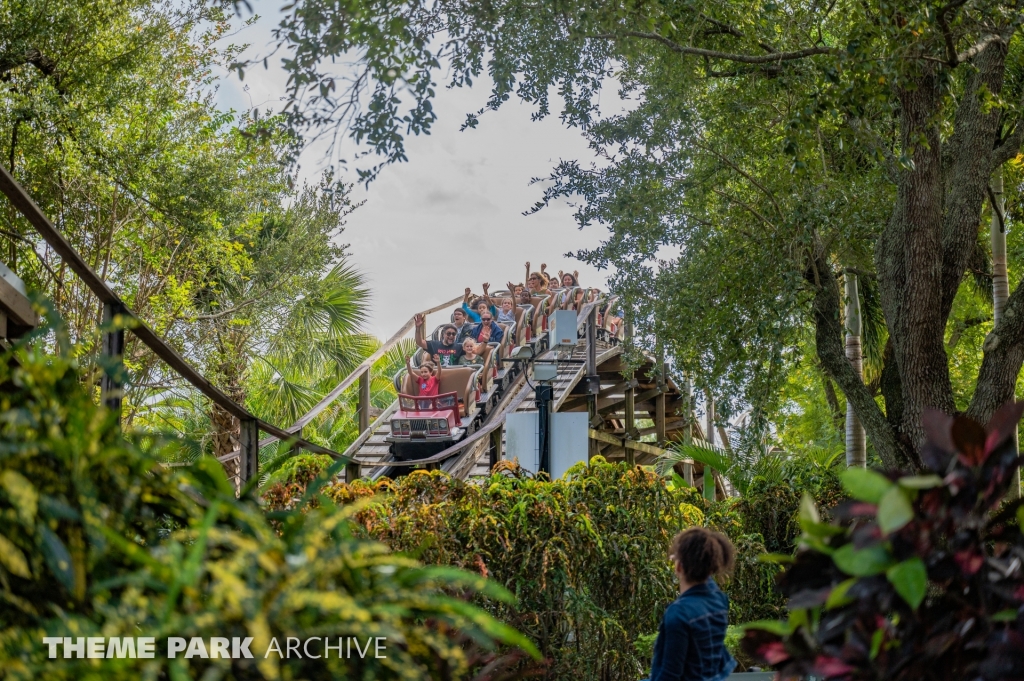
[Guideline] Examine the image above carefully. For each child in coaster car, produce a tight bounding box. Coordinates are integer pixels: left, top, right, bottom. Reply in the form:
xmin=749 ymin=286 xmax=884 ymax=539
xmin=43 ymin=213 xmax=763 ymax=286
xmin=496 ymin=297 xmax=516 ymax=324
xmin=406 ymin=355 xmax=441 ymax=397
xmin=457 ymin=338 xmax=484 ymax=367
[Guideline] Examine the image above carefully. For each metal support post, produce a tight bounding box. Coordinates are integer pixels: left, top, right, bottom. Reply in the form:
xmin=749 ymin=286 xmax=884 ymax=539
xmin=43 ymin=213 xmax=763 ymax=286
xmin=239 ymin=418 xmax=259 ymax=489
xmin=100 ymin=301 xmax=125 ymax=420
xmin=586 ymin=305 xmax=600 ymax=459
xmin=536 ymin=384 xmax=553 ymax=474
xmin=358 ymin=368 xmax=371 ymax=434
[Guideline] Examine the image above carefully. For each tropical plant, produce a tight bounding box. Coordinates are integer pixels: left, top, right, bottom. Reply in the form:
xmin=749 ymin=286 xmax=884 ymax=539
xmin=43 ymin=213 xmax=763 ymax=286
xmin=0 ymin=306 xmax=540 ymax=680
xmin=658 ymin=438 xmax=790 ymax=498
xmin=742 ymin=404 xmax=1024 ymax=681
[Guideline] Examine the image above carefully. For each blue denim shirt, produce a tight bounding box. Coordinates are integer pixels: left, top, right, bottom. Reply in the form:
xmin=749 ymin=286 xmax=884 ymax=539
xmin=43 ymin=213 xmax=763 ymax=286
xmin=648 ymin=579 xmax=736 ymax=681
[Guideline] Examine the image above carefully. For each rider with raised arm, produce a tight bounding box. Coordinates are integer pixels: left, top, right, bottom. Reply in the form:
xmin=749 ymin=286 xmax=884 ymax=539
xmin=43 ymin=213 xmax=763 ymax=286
xmin=461 ymin=286 xmax=497 ymax=323
xmin=406 ymin=355 xmax=441 ymax=396
xmin=415 ymin=314 xmax=484 ymax=367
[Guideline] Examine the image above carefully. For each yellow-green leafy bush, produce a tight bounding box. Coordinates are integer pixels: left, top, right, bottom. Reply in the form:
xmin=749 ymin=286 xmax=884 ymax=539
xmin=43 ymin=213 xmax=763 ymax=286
xmin=299 ymin=460 xmax=778 ymax=681
xmin=0 ymin=314 xmax=537 ymax=680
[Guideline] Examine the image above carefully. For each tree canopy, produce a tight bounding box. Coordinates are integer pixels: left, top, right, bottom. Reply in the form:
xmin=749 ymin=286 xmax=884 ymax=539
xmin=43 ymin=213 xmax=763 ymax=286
xmin=0 ymin=0 xmax=375 ymax=455
xmin=267 ymin=0 xmax=1024 ymax=469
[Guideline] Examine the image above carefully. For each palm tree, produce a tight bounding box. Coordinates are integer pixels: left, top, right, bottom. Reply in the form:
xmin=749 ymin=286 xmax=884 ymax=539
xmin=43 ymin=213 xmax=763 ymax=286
xmin=657 ymin=438 xmax=841 ymax=498
xmin=845 ymin=274 xmax=866 ymax=467
xmin=251 ymin=338 xmax=419 ymax=480
xmin=990 ymin=168 xmax=1019 ymax=500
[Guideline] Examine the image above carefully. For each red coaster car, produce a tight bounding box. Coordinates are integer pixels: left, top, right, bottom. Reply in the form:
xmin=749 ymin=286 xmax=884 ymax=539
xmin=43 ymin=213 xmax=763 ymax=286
xmin=385 ymin=365 xmax=482 ymax=466
xmin=387 ymin=392 xmax=462 ymax=443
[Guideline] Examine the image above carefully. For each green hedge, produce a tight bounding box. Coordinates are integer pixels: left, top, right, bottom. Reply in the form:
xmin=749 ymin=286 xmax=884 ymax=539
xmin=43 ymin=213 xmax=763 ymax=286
xmin=302 ymin=461 xmax=782 ymax=680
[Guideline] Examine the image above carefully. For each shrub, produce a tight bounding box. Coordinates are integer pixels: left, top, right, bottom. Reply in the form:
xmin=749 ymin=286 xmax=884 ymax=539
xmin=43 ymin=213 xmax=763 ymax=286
xmin=737 ymin=457 xmax=846 ymax=555
xmin=314 ymin=460 xmax=785 ymax=680
xmin=319 ymin=461 xmax=686 ymax=680
xmin=0 ymin=312 xmax=538 ymax=680
xmin=742 ymin=406 xmax=1024 ymax=681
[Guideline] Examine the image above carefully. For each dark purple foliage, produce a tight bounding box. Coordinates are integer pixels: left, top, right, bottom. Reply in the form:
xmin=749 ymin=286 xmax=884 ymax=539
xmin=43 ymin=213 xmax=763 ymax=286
xmin=741 ymin=403 xmax=1024 ymax=681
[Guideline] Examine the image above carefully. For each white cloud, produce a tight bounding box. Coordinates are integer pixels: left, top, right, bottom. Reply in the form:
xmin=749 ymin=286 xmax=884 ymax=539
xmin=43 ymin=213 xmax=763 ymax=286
xmin=212 ymin=3 xmax=619 ymax=337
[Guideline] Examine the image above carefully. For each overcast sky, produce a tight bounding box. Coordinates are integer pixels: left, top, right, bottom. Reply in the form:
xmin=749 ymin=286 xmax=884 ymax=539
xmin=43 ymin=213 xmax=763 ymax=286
xmin=213 ymin=4 xmax=621 ymax=338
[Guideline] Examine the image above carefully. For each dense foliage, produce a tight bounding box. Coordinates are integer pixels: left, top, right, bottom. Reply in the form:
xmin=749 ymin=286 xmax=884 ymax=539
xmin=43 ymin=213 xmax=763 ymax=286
xmin=1 ymin=0 xmax=378 ymax=459
xmin=266 ymin=457 xmax=800 ymax=680
xmin=264 ymin=0 xmax=1024 ymax=470
xmin=742 ymin=405 xmax=1024 ymax=681
xmin=0 ymin=313 xmax=539 ymax=680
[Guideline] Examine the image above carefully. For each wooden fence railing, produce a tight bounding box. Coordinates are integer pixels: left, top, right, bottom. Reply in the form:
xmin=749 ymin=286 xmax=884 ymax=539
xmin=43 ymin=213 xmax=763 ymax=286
xmin=0 ymin=164 xmax=350 ymax=487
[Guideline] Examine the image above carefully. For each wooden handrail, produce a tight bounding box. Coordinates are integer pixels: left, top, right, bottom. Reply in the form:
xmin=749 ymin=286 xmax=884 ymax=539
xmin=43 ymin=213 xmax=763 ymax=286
xmin=0 ymin=164 xmax=346 ymax=461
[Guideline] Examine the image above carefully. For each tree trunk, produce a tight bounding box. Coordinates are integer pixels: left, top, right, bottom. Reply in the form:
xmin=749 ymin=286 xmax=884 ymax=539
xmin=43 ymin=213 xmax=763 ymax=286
xmin=990 ymin=168 xmax=1020 ymax=499
xmin=210 ymin=327 xmax=247 ymax=459
xmin=845 ymin=274 xmax=866 ymax=467
xmin=876 ymin=69 xmax=956 ymax=452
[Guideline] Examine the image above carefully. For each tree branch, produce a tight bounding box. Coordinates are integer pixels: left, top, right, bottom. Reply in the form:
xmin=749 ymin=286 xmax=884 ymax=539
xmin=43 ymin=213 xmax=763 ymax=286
xmin=0 ymin=48 xmax=62 ymax=89
xmin=696 ymin=139 xmax=784 ymax=218
xmin=937 ymin=0 xmax=969 ymax=66
xmin=591 ymin=31 xmax=834 ymax=64
xmin=195 ymin=297 xmax=260 ymax=321
xmin=710 ymin=188 xmax=777 ymax=231
xmin=957 ymin=33 xmax=1005 ymax=64
xmin=697 ymin=13 xmax=777 ymax=54
xmin=947 ymin=314 xmax=991 ymax=349
xmin=806 ymin=246 xmax=912 ymax=469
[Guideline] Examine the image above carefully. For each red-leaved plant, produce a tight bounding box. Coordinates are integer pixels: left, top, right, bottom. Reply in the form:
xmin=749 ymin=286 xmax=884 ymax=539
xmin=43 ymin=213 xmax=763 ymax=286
xmin=741 ymin=403 xmax=1024 ymax=680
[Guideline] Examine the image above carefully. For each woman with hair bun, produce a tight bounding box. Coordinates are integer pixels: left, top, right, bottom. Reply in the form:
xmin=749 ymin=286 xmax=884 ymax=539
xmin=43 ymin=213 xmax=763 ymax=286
xmin=644 ymin=527 xmax=737 ymax=681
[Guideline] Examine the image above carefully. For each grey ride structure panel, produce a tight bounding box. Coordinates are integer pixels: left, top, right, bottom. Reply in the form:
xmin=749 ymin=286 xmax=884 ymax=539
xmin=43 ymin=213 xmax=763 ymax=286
xmin=505 ymin=412 xmax=539 ymax=472
xmin=549 ymin=412 xmax=588 ymax=478
xmin=504 ymin=411 xmax=588 ymax=478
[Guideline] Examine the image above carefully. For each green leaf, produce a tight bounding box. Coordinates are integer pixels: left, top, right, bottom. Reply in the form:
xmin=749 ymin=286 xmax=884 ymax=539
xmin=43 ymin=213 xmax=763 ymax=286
xmin=1 ymin=471 xmax=38 ymax=528
xmin=877 ymin=487 xmax=915 ymax=534
xmin=741 ymin=619 xmax=793 ymax=635
xmin=38 ymin=525 xmax=74 ymax=591
xmin=758 ymin=553 xmax=795 ymax=564
xmin=841 ymin=468 xmax=893 ymax=503
xmin=870 ymin=626 xmax=885 ymax=659
xmin=825 ymin=577 xmax=858 ymax=609
xmin=0 ymin=533 xmax=31 ymax=578
xmin=799 ymin=491 xmax=820 ymax=525
xmin=886 ymin=558 xmax=927 ymax=609
xmin=833 ymin=543 xmax=894 ymax=576
xmin=798 ymin=491 xmax=843 ymax=538
xmin=898 ymin=474 xmax=943 ymax=489
xmin=992 ymin=609 xmax=1018 ymax=622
